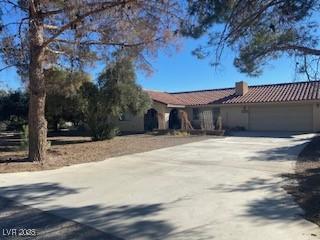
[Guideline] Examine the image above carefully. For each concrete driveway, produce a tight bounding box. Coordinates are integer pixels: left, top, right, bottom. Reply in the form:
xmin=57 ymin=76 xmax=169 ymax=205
xmin=0 ymin=132 xmax=319 ymax=240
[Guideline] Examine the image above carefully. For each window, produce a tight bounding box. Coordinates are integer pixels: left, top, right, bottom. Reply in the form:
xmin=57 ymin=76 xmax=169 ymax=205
xmin=192 ymin=108 xmax=200 ymax=120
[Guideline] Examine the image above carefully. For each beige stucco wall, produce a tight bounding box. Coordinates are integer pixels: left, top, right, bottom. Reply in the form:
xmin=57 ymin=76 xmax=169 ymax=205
xmin=114 ymin=101 xmax=320 ymax=133
xmin=248 ymin=104 xmax=313 ymax=131
xmin=312 ymin=103 xmax=320 ymax=132
xmin=114 ymin=101 xmax=170 ymax=132
xmin=186 ymin=106 xmax=248 ymax=130
xmin=188 ymin=102 xmax=320 ymax=132
xmin=152 ymin=101 xmax=171 ymax=129
xmin=185 ymin=107 xmax=200 ymax=128
xmin=221 ymin=106 xmax=249 ymax=129
xmin=220 ymin=102 xmax=319 ymax=132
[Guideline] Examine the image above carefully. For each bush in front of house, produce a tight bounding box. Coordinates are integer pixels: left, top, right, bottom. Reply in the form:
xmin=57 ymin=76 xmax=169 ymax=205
xmin=89 ymin=122 xmax=119 ymax=141
xmin=80 ymin=57 xmax=151 ymax=141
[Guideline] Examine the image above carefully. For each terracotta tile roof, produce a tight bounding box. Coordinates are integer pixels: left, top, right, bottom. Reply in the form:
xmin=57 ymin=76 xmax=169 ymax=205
xmin=172 ymin=88 xmax=234 ymax=105
xmin=146 ymin=90 xmax=185 ymax=105
xmin=146 ymin=81 xmax=320 ymax=106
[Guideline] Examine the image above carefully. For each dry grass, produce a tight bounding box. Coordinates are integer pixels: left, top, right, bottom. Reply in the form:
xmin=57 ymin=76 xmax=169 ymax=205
xmin=0 ymin=131 xmax=209 ymax=173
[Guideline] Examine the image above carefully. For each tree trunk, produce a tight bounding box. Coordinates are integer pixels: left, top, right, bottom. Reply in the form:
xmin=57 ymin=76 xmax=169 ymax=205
xmin=28 ymin=6 xmax=47 ymax=162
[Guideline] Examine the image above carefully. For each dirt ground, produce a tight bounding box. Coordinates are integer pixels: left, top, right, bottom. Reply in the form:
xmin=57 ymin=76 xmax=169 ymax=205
xmin=0 ymin=131 xmax=210 ymax=173
xmin=284 ymin=135 xmax=320 ymax=226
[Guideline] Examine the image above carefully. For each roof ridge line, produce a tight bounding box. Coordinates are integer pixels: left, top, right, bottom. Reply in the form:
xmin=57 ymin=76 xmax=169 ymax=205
xmin=169 ymin=80 xmax=320 ymax=95
xmin=169 ymin=87 xmax=234 ymax=94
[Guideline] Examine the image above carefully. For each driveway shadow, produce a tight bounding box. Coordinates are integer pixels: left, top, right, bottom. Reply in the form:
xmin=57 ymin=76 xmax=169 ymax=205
xmin=0 ymin=196 xmax=122 ymax=240
xmin=211 ymin=177 xmax=303 ymax=224
xmin=0 ymin=182 xmax=175 ymax=240
xmin=227 ymin=131 xmax=310 ymax=139
xmin=250 ymin=142 xmax=309 ymax=162
xmin=49 ymin=204 xmax=173 ymax=240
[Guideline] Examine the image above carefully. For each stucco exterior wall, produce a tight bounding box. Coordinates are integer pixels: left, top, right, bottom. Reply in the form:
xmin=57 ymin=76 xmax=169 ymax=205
xmin=220 ymin=102 xmax=318 ymax=132
xmin=113 ymin=101 xmax=320 ymax=133
xmin=313 ymin=103 xmax=320 ymax=132
xmin=248 ymin=104 xmax=313 ymax=131
xmin=152 ymin=101 xmax=171 ymax=129
xmin=186 ymin=106 xmax=248 ymax=130
xmin=187 ymin=102 xmax=319 ymax=132
xmin=221 ymin=106 xmax=249 ymax=130
xmin=114 ymin=101 xmax=170 ymax=132
xmin=185 ymin=107 xmax=200 ymax=129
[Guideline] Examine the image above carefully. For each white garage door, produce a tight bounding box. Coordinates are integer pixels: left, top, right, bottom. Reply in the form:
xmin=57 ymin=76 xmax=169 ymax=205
xmin=249 ymin=105 xmax=313 ymax=132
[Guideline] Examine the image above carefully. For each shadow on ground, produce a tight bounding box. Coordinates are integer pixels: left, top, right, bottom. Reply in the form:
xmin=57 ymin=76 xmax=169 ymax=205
xmin=0 ymin=131 xmax=92 ymax=153
xmin=0 ymin=158 xmax=30 ymax=164
xmin=250 ymin=142 xmax=308 ymax=162
xmin=0 ymin=137 xmax=21 ymax=152
xmin=0 ymin=182 xmax=175 ymax=240
xmin=210 ymin=176 xmax=303 ymax=224
xmin=244 ymin=135 xmax=312 ymax=162
xmin=0 ymin=196 xmax=122 ymax=240
xmin=227 ymin=131 xmax=308 ymax=139
xmin=231 ymin=133 xmax=320 ymax=226
xmin=49 ymin=139 xmax=91 ymax=146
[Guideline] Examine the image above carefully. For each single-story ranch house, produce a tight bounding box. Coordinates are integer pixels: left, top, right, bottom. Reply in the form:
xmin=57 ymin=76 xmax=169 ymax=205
xmin=114 ymin=81 xmax=320 ymax=133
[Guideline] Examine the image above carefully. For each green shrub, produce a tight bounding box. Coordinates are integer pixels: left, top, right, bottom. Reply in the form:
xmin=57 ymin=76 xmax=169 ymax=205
xmin=76 ymin=121 xmax=89 ymax=132
xmin=89 ymin=118 xmax=119 ymax=141
xmin=0 ymin=121 xmax=8 ymax=131
xmin=7 ymin=116 xmax=27 ymax=131
xmin=20 ymin=124 xmax=28 ymax=150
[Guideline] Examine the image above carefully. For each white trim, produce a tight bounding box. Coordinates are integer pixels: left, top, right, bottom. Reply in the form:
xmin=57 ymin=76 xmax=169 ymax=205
xmin=167 ymin=104 xmax=185 ymax=108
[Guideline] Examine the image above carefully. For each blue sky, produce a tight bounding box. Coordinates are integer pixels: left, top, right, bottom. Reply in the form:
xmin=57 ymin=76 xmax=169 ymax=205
xmin=137 ymin=37 xmax=304 ymax=92
xmin=0 ymin=37 xmax=304 ymax=92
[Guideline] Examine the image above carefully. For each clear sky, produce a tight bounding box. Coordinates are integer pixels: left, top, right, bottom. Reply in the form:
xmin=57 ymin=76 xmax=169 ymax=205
xmin=0 ymin=36 xmax=305 ymax=92
xmin=137 ymin=37 xmax=305 ymax=92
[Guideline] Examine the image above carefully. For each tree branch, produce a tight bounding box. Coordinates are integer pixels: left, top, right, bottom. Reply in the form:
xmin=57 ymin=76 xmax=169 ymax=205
xmin=225 ymin=0 xmax=285 ymax=42
xmin=52 ymin=37 xmax=162 ymax=48
xmin=274 ymin=45 xmax=320 ymax=56
xmin=0 ymin=0 xmax=28 ymax=11
xmin=43 ymin=0 xmax=135 ymax=47
xmin=44 ymin=24 xmax=59 ymax=30
xmin=0 ymin=64 xmax=16 ymax=71
xmin=41 ymin=8 xmax=64 ymax=17
xmin=29 ymin=0 xmax=37 ymax=17
xmin=45 ymin=47 xmax=65 ymax=55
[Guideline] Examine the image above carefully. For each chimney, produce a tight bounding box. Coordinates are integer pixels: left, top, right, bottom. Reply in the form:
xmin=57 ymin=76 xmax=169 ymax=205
xmin=235 ymin=81 xmax=248 ymax=96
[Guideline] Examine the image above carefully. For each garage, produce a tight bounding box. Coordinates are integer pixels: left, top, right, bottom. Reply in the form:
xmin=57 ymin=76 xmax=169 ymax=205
xmin=249 ymin=104 xmax=313 ymax=132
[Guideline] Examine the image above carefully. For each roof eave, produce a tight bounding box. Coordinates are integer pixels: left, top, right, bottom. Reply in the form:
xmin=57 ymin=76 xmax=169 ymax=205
xmin=167 ymin=104 xmax=185 ymax=108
